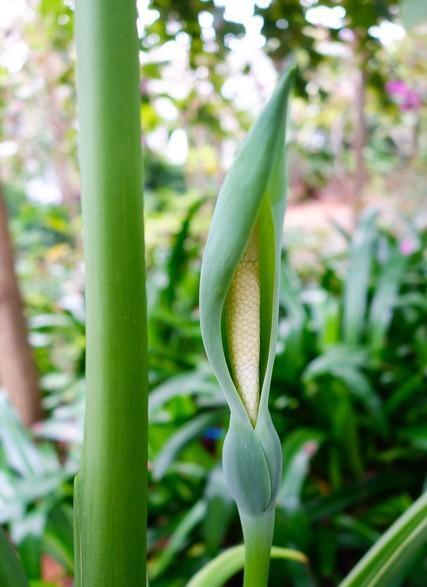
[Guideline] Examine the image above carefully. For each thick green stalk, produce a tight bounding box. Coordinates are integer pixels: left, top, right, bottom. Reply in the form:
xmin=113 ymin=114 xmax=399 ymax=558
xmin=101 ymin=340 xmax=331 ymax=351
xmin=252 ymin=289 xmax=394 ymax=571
xmin=241 ymin=509 xmax=275 ymax=587
xmin=74 ymin=1 xmax=148 ymax=586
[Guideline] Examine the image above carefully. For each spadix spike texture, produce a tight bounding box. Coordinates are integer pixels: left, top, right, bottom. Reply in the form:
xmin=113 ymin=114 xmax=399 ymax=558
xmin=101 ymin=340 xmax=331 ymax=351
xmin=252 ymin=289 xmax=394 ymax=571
xmin=200 ymin=65 xmax=296 ymax=587
xmin=225 ymin=227 xmax=260 ymax=425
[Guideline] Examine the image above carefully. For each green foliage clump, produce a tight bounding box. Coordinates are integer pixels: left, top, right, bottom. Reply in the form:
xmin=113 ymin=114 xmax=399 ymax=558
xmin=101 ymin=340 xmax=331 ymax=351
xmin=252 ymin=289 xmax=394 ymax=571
xmin=1 ymin=180 xmax=426 ymax=585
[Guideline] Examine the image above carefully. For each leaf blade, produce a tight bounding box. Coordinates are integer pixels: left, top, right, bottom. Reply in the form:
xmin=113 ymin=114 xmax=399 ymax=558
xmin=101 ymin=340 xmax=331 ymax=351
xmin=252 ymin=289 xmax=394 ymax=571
xmin=187 ymin=544 xmax=307 ymax=587
xmin=339 ymin=492 xmax=427 ymax=587
xmin=0 ymin=526 xmax=29 ymax=587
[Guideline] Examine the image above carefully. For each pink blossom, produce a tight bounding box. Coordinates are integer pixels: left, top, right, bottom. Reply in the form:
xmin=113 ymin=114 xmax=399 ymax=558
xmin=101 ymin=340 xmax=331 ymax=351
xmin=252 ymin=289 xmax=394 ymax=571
xmin=303 ymin=441 xmax=319 ymax=457
xmin=399 ymin=239 xmax=417 ymax=256
xmin=401 ymin=90 xmax=422 ymax=112
xmin=386 ymin=80 xmax=408 ymax=96
xmin=386 ymin=80 xmax=423 ymax=112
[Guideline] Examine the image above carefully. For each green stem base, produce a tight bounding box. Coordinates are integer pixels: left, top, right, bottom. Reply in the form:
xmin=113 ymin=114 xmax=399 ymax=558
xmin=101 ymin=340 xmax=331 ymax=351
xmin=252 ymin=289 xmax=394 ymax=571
xmin=240 ymin=508 xmax=275 ymax=587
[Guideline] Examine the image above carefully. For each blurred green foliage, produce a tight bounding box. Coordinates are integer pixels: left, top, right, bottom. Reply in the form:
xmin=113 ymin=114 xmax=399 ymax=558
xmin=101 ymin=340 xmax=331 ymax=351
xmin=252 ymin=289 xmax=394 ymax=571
xmin=1 ymin=0 xmax=427 ymax=585
xmin=1 ymin=191 xmax=426 ymax=585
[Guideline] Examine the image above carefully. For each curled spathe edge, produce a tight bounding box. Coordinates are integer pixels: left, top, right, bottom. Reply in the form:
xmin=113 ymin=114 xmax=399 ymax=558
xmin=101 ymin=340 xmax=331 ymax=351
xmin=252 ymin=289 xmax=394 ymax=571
xmin=200 ymin=65 xmax=296 ymax=514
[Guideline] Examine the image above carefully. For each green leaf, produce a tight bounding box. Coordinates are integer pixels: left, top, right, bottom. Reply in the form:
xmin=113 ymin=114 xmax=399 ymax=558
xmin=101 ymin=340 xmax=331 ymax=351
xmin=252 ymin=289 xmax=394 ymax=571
xmin=186 ymin=544 xmax=307 ymax=587
xmin=148 ymin=367 xmax=218 ymax=415
xmin=343 ymin=210 xmax=377 ymax=345
xmin=303 ymin=347 xmax=385 ymax=432
xmin=203 ymin=466 xmax=235 ymax=554
xmin=149 ymin=500 xmax=207 ymax=580
xmin=369 ymin=250 xmax=406 ymax=355
xmin=0 ymin=526 xmax=29 ymax=587
xmin=277 ymin=262 xmax=306 ymax=378
xmin=18 ymin=533 xmax=41 ymax=580
xmin=277 ymin=428 xmax=324 ymax=512
xmin=339 ymin=492 xmax=427 ymax=587
xmin=303 ymin=346 xmax=368 ymax=376
xmin=385 ymin=373 xmax=424 ymax=415
xmin=306 ymin=472 xmax=421 ymax=522
xmin=399 ymin=426 xmax=427 ymax=450
xmin=0 ymin=394 xmax=59 ymax=478
xmin=152 ymin=412 xmax=219 ymax=480
xmin=44 ymin=505 xmax=74 ymax=572
xmin=164 ymin=198 xmax=205 ymax=306
xmin=317 ymin=296 xmax=341 ymax=350
xmin=330 ymin=366 xmax=386 ymax=433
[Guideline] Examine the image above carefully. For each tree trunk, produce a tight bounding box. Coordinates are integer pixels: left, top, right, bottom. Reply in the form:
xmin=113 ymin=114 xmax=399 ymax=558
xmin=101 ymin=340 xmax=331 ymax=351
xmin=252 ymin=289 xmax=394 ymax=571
xmin=352 ymin=44 xmax=368 ymax=209
xmin=0 ymin=186 xmax=42 ymax=425
xmin=410 ymin=112 xmax=421 ymax=162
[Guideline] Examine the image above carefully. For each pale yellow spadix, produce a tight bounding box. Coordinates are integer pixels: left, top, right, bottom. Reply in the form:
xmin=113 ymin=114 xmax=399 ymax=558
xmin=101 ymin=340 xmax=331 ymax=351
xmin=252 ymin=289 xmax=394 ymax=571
xmin=225 ymin=229 xmax=260 ymax=425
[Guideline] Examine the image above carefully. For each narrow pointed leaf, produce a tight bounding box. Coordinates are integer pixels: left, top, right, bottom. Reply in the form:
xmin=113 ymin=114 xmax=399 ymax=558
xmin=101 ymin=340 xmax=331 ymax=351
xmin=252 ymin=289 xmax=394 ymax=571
xmin=369 ymin=250 xmax=406 ymax=355
xmin=277 ymin=428 xmax=324 ymax=512
xmin=0 ymin=526 xmax=29 ymax=587
xmin=203 ymin=466 xmax=235 ymax=554
xmin=343 ymin=210 xmax=377 ymax=345
xmin=152 ymin=412 xmax=219 ymax=480
xmin=149 ymin=500 xmax=207 ymax=580
xmin=187 ymin=544 xmax=307 ymax=587
xmin=339 ymin=492 xmax=427 ymax=587
xmin=148 ymin=367 xmax=218 ymax=415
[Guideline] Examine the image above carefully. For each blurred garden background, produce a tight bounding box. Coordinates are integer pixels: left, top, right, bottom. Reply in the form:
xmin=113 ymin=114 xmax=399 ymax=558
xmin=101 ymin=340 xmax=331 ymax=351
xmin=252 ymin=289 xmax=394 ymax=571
xmin=0 ymin=0 xmax=426 ymax=585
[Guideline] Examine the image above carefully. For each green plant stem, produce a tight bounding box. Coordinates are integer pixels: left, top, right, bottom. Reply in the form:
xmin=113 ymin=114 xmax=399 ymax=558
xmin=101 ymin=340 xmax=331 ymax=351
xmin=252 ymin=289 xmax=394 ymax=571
xmin=240 ymin=508 xmax=275 ymax=587
xmin=74 ymin=1 xmax=148 ymax=586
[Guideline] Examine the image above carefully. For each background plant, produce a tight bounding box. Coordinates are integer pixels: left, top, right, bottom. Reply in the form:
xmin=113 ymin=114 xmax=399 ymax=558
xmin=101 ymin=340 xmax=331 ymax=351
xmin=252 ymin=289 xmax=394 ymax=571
xmin=1 ymin=203 xmax=425 ymax=585
xmin=0 ymin=0 xmax=427 ymax=585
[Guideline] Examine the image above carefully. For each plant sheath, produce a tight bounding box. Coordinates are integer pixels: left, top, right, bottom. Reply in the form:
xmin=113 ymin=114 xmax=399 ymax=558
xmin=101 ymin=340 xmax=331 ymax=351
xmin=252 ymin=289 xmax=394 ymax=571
xmin=74 ymin=1 xmax=148 ymax=586
xmin=199 ymin=65 xmax=296 ymax=587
